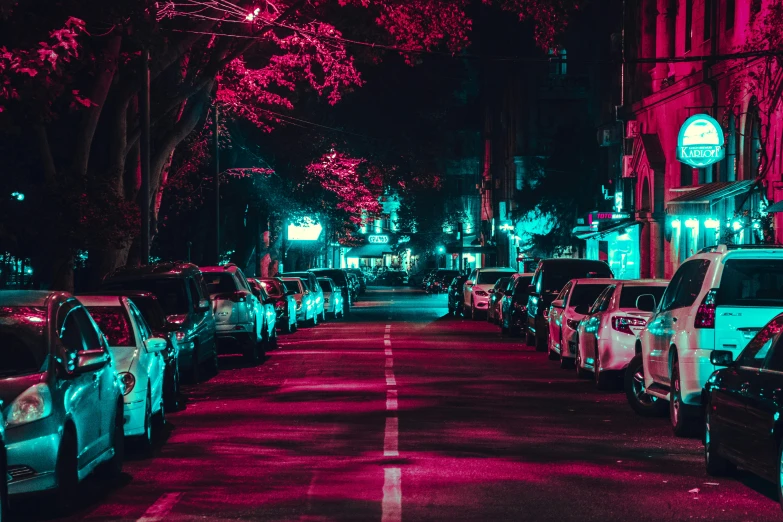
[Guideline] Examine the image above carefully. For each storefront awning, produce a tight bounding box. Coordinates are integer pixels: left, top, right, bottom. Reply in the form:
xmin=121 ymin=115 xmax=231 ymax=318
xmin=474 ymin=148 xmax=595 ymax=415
xmin=346 ymin=243 xmax=393 ymax=258
xmin=667 ymin=180 xmax=755 ymax=216
xmin=573 ymin=220 xmax=639 ymax=240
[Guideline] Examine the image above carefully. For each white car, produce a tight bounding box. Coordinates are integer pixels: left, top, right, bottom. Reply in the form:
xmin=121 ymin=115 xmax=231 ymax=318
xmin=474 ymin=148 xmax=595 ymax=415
xmin=633 ymin=244 xmax=783 ymax=436
xmin=282 ymin=277 xmax=318 ymax=326
xmin=547 ymin=278 xmax=614 ymax=368
xmin=80 ymin=295 xmax=167 ymax=449
xmin=202 ymin=264 xmax=266 ymax=363
xmin=463 ymin=268 xmax=519 ymax=320
xmin=318 ymin=277 xmax=344 ymax=319
xmin=574 ymin=280 xmax=668 ymax=389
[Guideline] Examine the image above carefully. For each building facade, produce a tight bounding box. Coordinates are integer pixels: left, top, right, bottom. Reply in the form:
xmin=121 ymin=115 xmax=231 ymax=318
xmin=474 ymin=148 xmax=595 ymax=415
xmin=624 ymin=0 xmax=783 ymax=278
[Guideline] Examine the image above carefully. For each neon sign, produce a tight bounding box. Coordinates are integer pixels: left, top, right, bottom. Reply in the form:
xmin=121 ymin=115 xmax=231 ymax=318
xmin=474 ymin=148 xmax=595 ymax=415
xmin=677 ymin=114 xmax=725 ymax=168
xmin=288 ymin=217 xmax=323 ymax=241
xmin=368 ymin=235 xmax=389 ymax=244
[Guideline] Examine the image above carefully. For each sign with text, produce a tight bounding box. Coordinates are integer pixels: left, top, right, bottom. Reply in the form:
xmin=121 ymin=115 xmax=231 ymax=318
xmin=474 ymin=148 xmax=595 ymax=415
xmin=677 ymin=114 xmax=725 ymax=168
xmin=368 ymin=235 xmax=390 ymax=244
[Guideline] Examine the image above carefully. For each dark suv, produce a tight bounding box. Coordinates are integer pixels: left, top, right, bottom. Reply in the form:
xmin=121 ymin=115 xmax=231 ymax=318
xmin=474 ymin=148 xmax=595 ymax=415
xmin=101 ymin=262 xmax=218 ymax=382
xmin=526 ymin=259 xmax=613 ymax=352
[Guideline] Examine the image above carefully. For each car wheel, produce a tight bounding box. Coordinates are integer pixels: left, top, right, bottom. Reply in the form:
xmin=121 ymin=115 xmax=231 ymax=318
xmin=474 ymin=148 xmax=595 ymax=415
xmin=547 ymin=335 xmax=559 ymax=361
xmin=283 ymin=317 xmax=292 ymax=334
xmin=244 ymin=331 xmax=260 ymax=365
xmin=209 ymin=345 xmax=219 ymax=376
xmin=670 ymin=358 xmax=701 ymax=437
xmin=777 ymin=442 xmax=783 ymax=512
xmin=525 ymin=330 xmax=535 ymax=347
xmin=54 ymin=428 xmax=79 ymax=513
xmin=575 ymin=339 xmax=589 ymax=378
xmin=471 ymin=300 xmax=478 ymax=321
xmin=705 ymin=405 xmax=734 ymax=475
xmin=594 ymin=344 xmax=611 ymax=390
xmin=153 ymin=394 xmax=166 ymax=437
xmin=321 ymin=309 xmax=327 ymax=322
xmin=624 ymin=353 xmax=667 ymax=417
xmin=559 ymin=348 xmax=573 ymax=369
xmin=164 ymin=362 xmax=181 ymax=412
xmin=534 ymin=330 xmax=547 ymax=352
xmin=136 ymin=393 xmax=154 ymax=454
xmin=188 ymin=344 xmax=201 ymax=384
xmin=98 ymin=402 xmax=124 ymax=481
xmin=0 ymin=446 xmax=7 ymax=522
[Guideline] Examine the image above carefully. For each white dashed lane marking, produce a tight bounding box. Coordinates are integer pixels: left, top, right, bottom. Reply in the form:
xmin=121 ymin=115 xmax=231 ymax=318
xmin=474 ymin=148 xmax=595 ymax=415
xmin=136 ymin=492 xmax=183 ymax=522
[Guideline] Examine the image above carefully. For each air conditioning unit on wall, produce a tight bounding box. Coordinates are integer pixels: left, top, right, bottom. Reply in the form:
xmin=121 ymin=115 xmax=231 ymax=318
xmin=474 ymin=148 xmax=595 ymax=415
xmin=626 ymin=120 xmax=640 ymax=139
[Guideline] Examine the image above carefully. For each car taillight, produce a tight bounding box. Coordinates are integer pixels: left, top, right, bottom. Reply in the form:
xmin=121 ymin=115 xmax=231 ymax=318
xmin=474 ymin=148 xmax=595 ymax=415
xmin=543 ymin=308 xmax=549 ymax=319
xmin=475 ymin=290 xmax=488 ymax=297
xmin=566 ymin=318 xmax=581 ymax=330
xmin=611 ymin=316 xmax=647 ymax=335
xmin=695 ymin=289 xmax=718 ymax=329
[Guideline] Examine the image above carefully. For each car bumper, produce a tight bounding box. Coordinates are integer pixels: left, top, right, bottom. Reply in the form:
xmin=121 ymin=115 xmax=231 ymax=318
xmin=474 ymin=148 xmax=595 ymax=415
xmin=473 ymin=296 xmax=489 ymax=309
xmin=599 ymin=332 xmax=637 ymax=372
xmin=7 ymin=420 xmax=61 ymax=495
xmin=562 ymin=328 xmax=578 ymax=358
xmin=680 ymin=349 xmax=718 ymax=406
xmin=123 ymin=397 xmax=148 ymax=437
xmin=216 ymin=322 xmax=253 ymax=335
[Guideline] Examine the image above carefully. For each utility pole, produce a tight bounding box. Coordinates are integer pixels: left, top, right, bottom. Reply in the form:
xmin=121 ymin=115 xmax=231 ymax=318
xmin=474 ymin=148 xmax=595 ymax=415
xmin=140 ymin=48 xmax=151 ymax=265
xmin=214 ymin=105 xmax=220 ymax=264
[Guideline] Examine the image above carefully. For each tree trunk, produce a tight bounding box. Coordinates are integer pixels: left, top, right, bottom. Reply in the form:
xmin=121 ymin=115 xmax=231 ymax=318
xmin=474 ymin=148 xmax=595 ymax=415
xmin=87 ymin=244 xmax=132 ymax=290
xmin=49 ymin=254 xmax=75 ymax=292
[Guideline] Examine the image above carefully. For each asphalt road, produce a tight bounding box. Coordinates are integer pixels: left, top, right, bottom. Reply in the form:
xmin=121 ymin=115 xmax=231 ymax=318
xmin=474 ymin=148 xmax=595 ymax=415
xmin=12 ymin=287 xmax=783 ymax=521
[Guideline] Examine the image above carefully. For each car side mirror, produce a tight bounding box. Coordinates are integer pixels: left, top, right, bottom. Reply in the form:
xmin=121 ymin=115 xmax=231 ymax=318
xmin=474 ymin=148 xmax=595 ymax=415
xmin=144 ymin=337 xmax=168 ymax=353
xmin=636 ymin=294 xmax=657 ymax=312
xmin=75 ymin=349 xmax=109 ymax=373
xmin=465 ymin=281 xmax=474 ymax=287
xmin=551 ymin=299 xmax=564 ymax=309
xmin=710 ymin=350 xmax=734 ymax=366
xmin=196 ymin=298 xmax=210 ymax=312
xmin=574 ymin=304 xmax=589 ymax=315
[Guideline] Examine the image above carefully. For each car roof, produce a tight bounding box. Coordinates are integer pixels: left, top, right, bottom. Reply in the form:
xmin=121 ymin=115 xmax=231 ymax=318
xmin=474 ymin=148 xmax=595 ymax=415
xmin=0 ymin=290 xmax=67 ymax=307
xmin=569 ymin=278 xmax=616 ymax=285
xmin=201 ymin=265 xmax=239 ymax=273
xmin=79 ymin=290 xmax=157 ymax=299
xmin=618 ymin=279 xmax=669 ymax=286
xmin=105 ymin=262 xmax=201 ymax=281
xmin=78 ymin=295 xmax=125 ymax=307
xmin=478 ymin=267 xmax=515 ymax=271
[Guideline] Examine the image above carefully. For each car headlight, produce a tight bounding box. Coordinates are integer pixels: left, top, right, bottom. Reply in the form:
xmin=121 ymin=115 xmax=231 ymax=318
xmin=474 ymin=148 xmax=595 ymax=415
xmin=5 ymin=384 xmax=52 ymax=428
xmin=296 ymin=301 xmax=302 ymax=310
xmin=119 ymin=372 xmax=136 ymax=396
xmin=475 ymin=290 xmax=488 ymax=297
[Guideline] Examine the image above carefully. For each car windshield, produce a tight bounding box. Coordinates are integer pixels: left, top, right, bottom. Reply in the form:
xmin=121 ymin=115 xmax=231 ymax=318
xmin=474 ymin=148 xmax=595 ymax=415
xmin=284 ymin=280 xmax=304 ymax=293
xmin=478 ymin=271 xmax=513 ymax=284
xmin=0 ymin=306 xmax=47 ymax=376
xmin=203 ymin=273 xmax=237 ymax=295
xmin=495 ymin=277 xmax=510 ymax=290
xmin=619 ymin=286 xmax=666 ymax=309
xmin=129 ymin=297 xmax=166 ymax=330
xmin=569 ymin=284 xmax=612 ymax=307
xmin=103 ymin=278 xmax=189 ymax=315
xmin=318 ymin=280 xmax=332 ymax=292
xmin=718 ymin=259 xmax=783 ymax=307
xmin=544 ymin=263 xmax=612 ymax=293
xmin=87 ymin=306 xmax=135 ymax=347
xmin=737 ymin=315 xmax=783 ymax=368
xmin=311 ymin=270 xmax=346 ymax=285
xmin=260 ymin=280 xmax=284 ymax=297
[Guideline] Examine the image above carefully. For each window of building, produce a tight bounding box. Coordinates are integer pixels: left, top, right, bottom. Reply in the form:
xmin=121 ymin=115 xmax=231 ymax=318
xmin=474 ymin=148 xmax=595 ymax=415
xmin=685 ymin=0 xmax=693 ymax=52
xmin=725 ymin=0 xmax=735 ymax=30
xmin=703 ymin=0 xmax=713 ymax=41
xmin=548 ymin=48 xmax=567 ymax=76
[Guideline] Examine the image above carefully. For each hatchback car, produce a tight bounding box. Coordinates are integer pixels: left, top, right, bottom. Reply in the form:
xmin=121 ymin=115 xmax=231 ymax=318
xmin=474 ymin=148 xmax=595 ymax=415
xmin=102 ymin=262 xmax=218 ymax=383
xmin=526 ymin=259 xmax=613 ymax=352
xmin=202 ymin=264 xmax=266 ymax=363
xmin=501 ymin=274 xmax=534 ymax=335
xmin=703 ymin=312 xmax=783 ymax=509
xmin=318 ymin=277 xmax=345 ymax=318
xmin=282 ymin=277 xmax=318 ymax=326
xmin=574 ymin=280 xmax=668 ymax=389
xmin=283 ymin=271 xmax=327 ymax=321
xmin=310 ymin=269 xmax=351 ymax=315
xmin=635 ymin=245 xmax=783 ymax=436
xmin=0 ymin=291 xmax=124 ymax=506
xmin=486 ymin=277 xmax=511 ymax=324
xmin=464 ymin=268 xmax=519 ymax=320
xmin=80 ymin=295 xmax=167 ymax=449
xmin=246 ymin=279 xmax=278 ymax=348
xmin=547 ymin=278 xmax=614 ymax=365
xmin=259 ymin=278 xmax=297 ymax=333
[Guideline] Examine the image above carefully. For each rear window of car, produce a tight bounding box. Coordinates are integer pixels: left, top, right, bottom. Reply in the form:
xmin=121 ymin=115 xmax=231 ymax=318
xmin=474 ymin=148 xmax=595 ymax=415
xmin=478 ymin=271 xmax=513 ymax=284
xmin=619 ymin=286 xmax=667 ymax=309
xmin=569 ymin=284 xmax=612 ymax=307
xmin=542 ymin=262 xmax=612 ymax=293
xmin=0 ymin=306 xmax=47 ymax=376
xmin=283 ymin=279 xmax=304 ymax=293
xmin=514 ymin=276 xmax=533 ymax=292
xmin=719 ymin=259 xmax=783 ymax=307
xmin=103 ymin=278 xmax=189 ymax=315
xmin=495 ymin=277 xmax=510 ymax=290
xmin=129 ymin=297 xmax=166 ymax=330
xmin=204 ymin=273 xmax=238 ymax=295
xmin=311 ymin=270 xmax=346 ymax=285
xmin=87 ymin=306 xmax=135 ymax=347
xmin=318 ymin=280 xmax=332 ymax=292
xmin=261 ymin=280 xmax=285 ymax=297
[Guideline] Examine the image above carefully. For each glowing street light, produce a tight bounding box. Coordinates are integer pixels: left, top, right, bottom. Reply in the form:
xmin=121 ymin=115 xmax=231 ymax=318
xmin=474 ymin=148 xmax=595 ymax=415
xmin=437 ymin=246 xmax=445 ymax=253
xmin=10 ymin=192 xmax=24 ymax=201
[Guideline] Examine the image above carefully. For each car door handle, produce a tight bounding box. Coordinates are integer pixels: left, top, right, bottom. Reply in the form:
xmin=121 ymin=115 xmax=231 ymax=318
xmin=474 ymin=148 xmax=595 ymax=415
xmin=671 ymin=317 xmax=677 ymax=323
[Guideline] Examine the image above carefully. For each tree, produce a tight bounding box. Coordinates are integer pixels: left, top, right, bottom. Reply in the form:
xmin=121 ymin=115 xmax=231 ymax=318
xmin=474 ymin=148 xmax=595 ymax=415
xmin=0 ymin=0 xmax=578 ymax=290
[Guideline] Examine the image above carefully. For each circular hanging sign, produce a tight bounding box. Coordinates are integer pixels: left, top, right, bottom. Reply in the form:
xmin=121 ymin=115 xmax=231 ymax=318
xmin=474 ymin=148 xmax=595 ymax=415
xmin=677 ymin=114 xmax=725 ymax=168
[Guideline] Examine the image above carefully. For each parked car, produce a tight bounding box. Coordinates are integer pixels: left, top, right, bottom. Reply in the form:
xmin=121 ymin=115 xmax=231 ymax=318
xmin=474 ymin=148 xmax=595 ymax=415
xmin=259 ymin=277 xmax=298 ymax=333
xmin=202 ymin=264 xmax=267 ymax=363
xmin=102 ymin=262 xmax=218 ymax=383
xmin=246 ymin=279 xmax=278 ymax=348
xmin=574 ymin=280 xmax=668 ymax=389
xmin=526 ymin=259 xmax=613 ymax=352
xmin=427 ymin=270 xmax=459 ymax=295
xmin=381 ymin=269 xmax=408 ymax=286
xmin=346 ymin=268 xmax=367 ymax=294
xmin=283 ymin=271 xmax=327 ymax=321
xmin=310 ymin=269 xmax=351 ymax=315
xmin=318 ymin=277 xmax=345 ymax=318
xmin=702 ymin=312 xmax=783 ymax=507
xmin=282 ymin=277 xmax=318 ymax=326
xmin=447 ymin=275 xmax=469 ymax=316
xmin=415 ymin=269 xmax=436 ymax=289
xmin=547 ymin=278 xmax=614 ymax=367
xmin=501 ymin=273 xmax=534 ymax=336
xmin=80 ymin=295 xmax=167 ymax=449
xmin=634 ymin=245 xmax=783 ymax=436
xmin=463 ymin=268 xmax=519 ymax=320
xmin=347 ymin=273 xmax=360 ymax=302
xmin=0 ymin=291 xmax=124 ymax=508
xmin=486 ymin=277 xmax=512 ymax=324
xmin=80 ymin=291 xmax=181 ymax=412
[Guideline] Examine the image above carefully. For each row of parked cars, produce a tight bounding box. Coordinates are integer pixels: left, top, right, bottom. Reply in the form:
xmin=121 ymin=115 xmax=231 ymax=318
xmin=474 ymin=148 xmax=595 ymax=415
xmin=441 ymin=245 xmax=783 ymax=509
xmin=0 ymin=262 xmax=361 ymax=515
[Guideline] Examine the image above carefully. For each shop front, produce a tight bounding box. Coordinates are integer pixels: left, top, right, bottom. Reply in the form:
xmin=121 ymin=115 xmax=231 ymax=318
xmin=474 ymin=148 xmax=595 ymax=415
xmin=574 ymin=212 xmax=641 ymax=280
